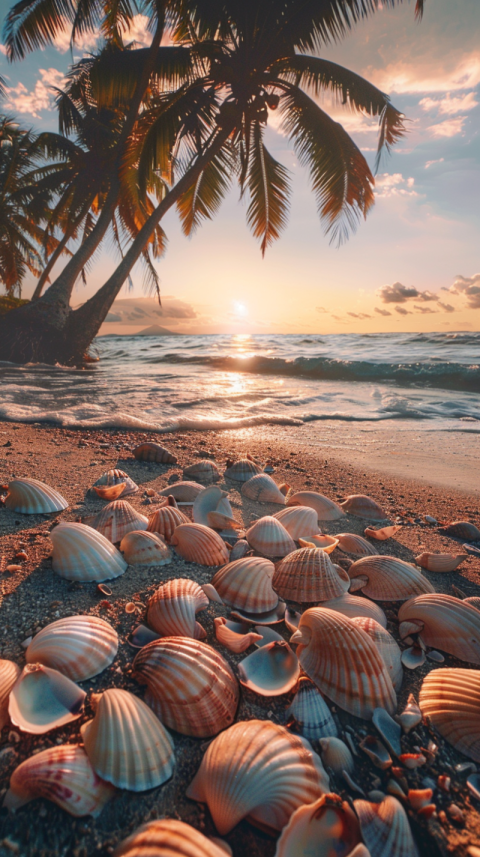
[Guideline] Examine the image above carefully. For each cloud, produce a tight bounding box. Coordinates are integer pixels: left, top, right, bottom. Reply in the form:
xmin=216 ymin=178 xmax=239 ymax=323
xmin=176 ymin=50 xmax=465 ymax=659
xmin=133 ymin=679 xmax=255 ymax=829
xmin=366 ymin=53 xmax=480 ymax=95
xmin=331 ymin=314 xmax=349 ymax=323
xmin=347 ymin=312 xmax=372 ymax=319
xmin=436 ymin=301 xmax=455 ymax=313
xmin=121 ymin=15 xmax=153 ymax=47
xmin=105 ymin=313 xmax=122 ymax=323
xmin=414 ymin=305 xmax=437 ymax=314
xmin=0 ymin=44 xmax=6 ymax=56
xmin=420 ymin=92 xmax=479 ymax=115
xmin=375 ymin=307 xmax=392 ymax=317
xmin=2 ymin=67 xmax=66 ymax=117
xmin=425 ymin=158 xmax=444 ymax=169
xmin=377 ymin=282 xmax=437 ymax=304
xmin=395 ymin=306 xmax=412 ymax=316
xmin=375 ymin=173 xmax=417 ymax=198
xmin=316 ymin=306 xmax=328 ymax=313
xmin=449 ymin=273 xmax=480 ymax=309
xmin=429 ymin=117 xmax=466 ymax=138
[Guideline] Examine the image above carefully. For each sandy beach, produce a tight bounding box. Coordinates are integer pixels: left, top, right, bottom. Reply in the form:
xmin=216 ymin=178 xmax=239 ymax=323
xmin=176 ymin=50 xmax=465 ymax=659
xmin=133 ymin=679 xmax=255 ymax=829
xmin=0 ymin=420 xmax=479 ymax=857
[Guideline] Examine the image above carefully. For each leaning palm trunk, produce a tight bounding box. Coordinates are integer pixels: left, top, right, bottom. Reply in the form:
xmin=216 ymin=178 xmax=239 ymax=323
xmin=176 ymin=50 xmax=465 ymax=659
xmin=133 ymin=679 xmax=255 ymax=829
xmin=31 ymin=197 xmax=94 ymax=300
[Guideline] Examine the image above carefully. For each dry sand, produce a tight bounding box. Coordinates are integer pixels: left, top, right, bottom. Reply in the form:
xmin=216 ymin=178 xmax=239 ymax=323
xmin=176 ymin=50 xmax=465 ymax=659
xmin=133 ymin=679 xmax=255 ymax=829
xmin=0 ymin=421 xmax=479 ymax=857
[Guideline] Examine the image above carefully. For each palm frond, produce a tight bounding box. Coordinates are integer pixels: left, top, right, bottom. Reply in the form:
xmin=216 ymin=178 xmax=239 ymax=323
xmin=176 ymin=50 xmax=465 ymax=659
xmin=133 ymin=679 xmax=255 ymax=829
xmin=176 ymin=142 xmax=235 ymax=235
xmin=2 ymin=0 xmax=77 ymax=60
xmin=246 ymin=122 xmax=290 ymax=255
xmin=89 ymin=45 xmax=194 ymax=109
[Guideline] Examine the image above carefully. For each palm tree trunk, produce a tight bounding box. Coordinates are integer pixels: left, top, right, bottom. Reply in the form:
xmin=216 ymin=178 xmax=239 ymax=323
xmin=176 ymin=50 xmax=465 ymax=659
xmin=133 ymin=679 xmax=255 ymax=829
xmin=31 ymin=199 xmax=93 ymax=300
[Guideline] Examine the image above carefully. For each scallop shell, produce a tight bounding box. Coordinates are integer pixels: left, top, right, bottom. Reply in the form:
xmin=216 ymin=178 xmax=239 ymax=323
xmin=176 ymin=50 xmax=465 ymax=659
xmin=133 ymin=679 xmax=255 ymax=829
xmin=465 ymin=596 xmax=480 ymax=610
xmin=147 ymin=506 xmax=190 ymax=542
xmin=350 ymin=617 xmax=403 ymax=691
xmin=364 ymin=525 xmax=401 ymax=541
xmin=214 ymin=617 xmax=262 ymax=653
xmin=193 ymin=486 xmax=227 ymax=526
xmin=81 ymin=688 xmax=175 ymax=791
xmin=114 ymin=819 xmax=230 ymax=857
xmin=207 ymin=510 xmax=242 ymax=530
xmin=298 ymin=534 xmax=339 ymax=553
xmin=242 ymin=474 xmax=286 ymax=505
xmin=9 ymin=664 xmax=86 ymax=734
xmin=50 ymin=522 xmax=127 ymax=582
xmin=0 ymin=660 xmax=21 ymax=730
xmin=319 ymin=594 xmax=387 ymax=628
xmin=414 ymin=552 xmax=467 ymax=572
xmin=224 ymin=459 xmax=263 ymax=482
xmin=273 ymin=548 xmax=350 ymax=603
xmin=89 ymin=500 xmax=148 ymax=543
xmin=347 ymin=556 xmax=435 ymax=601
xmin=398 ymin=594 xmax=480 ymax=664
xmin=230 ymin=539 xmax=250 ymax=560
xmin=120 ymin=530 xmax=171 ymax=565
xmin=336 ymin=533 xmax=379 ymax=557
xmin=246 ymin=516 xmax=296 ymax=558
xmin=275 ymin=793 xmax=362 ymax=857
xmin=93 ymin=469 xmax=138 ymax=496
xmin=354 ymin=796 xmax=419 ymax=857
xmin=287 ymin=677 xmax=338 ymax=741
xmin=133 ymin=637 xmax=239 ymax=738
xmin=419 ymin=668 xmax=480 ymax=761
xmin=5 ymin=477 xmax=68 ymax=515
xmin=25 ymin=615 xmax=118 ymax=682
xmin=93 ymin=484 xmax=128 ymax=500
xmin=147 ymin=579 xmax=209 ymax=639
xmin=133 ymin=442 xmax=177 ymax=464
xmin=186 ymin=719 xmax=329 ymax=834
xmin=273 ymin=506 xmax=320 ymax=540
xmin=438 ymin=521 xmax=480 ymax=540
xmin=157 ymin=481 xmax=204 ymax=502
xmin=286 ymin=491 xmax=345 ymax=522
xmin=3 ymin=744 xmax=115 ymax=817
xmin=340 ymin=495 xmax=387 ymax=521
xmin=238 ymin=641 xmax=299 ymax=696
xmin=319 ymin=737 xmax=354 ymax=775
xmin=290 ymin=608 xmax=396 ymax=719
xmin=170 ymin=523 xmax=230 ymax=566
xmin=184 ymin=460 xmax=220 ymax=482
xmin=211 ymin=557 xmax=278 ymax=612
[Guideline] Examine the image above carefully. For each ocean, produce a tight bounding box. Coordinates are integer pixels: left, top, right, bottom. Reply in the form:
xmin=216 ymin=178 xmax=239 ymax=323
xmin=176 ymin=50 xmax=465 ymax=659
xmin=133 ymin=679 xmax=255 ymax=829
xmin=0 ymin=331 xmax=479 ymax=433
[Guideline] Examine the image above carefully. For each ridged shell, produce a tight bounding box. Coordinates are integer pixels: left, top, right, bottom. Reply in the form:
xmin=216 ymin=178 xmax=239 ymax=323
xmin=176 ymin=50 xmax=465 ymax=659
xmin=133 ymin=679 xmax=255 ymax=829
xmin=230 ymin=539 xmax=249 ymax=560
xmin=224 ymin=459 xmax=263 ymax=482
xmin=238 ymin=641 xmax=299 ymax=696
xmin=246 ymin=516 xmax=296 ymax=558
xmin=192 ymin=486 xmax=227 ymax=526
xmin=147 ymin=579 xmax=209 ymax=639
xmin=276 ymin=793 xmax=362 ymax=857
xmin=242 ymin=474 xmax=286 ymax=504
xmin=364 ymin=525 xmax=401 ymax=541
xmin=158 ymin=482 xmax=204 ymax=502
xmin=273 ymin=506 xmax=320 ymax=540
xmin=0 ymin=660 xmax=21 ymax=730
xmin=290 ymin=608 xmax=396 ymax=719
xmin=133 ymin=637 xmax=239 ymax=738
xmin=94 ymin=469 xmax=138 ymax=496
xmin=348 ymin=556 xmax=435 ymax=601
xmin=273 ymin=548 xmax=350 ymax=603
xmin=120 ymin=530 xmax=171 ymax=565
xmin=81 ymin=689 xmax=174 ymax=791
xmin=9 ymin=664 xmax=86 ymax=734
xmin=211 ymin=557 xmax=278 ymax=612
xmin=319 ymin=737 xmax=354 ymax=775
xmin=354 ymin=796 xmax=419 ymax=857
xmin=414 ymin=552 xmax=467 ymax=572
xmin=186 ymin=719 xmax=329 ymax=834
xmin=147 ymin=506 xmax=190 ymax=543
xmin=184 ymin=460 xmax=220 ymax=482
xmin=170 ymin=523 xmax=230 ymax=566
xmin=398 ymin=594 xmax=480 ymax=664
xmin=214 ymin=617 xmax=262 ymax=652
xmin=133 ymin=442 xmax=177 ymax=463
xmin=438 ymin=521 xmax=480 ymax=540
xmin=340 ymin=495 xmax=387 ymax=521
xmin=287 ymin=677 xmax=338 ymax=742
xmin=299 ymin=534 xmax=339 ymax=554
xmin=336 ymin=533 xmax=378 ymax=557
xmin=51 ymin=522 xmax=127 ymax=582
xmin=4 ymin=744 xmax=115 ymax=817
xmin=25 ymin=615 xmax=118 ymax=682
xmin=286 ymin=491 xmax=345 ymax=522
xmin=114 ymin=819 xmax=230 ymax=857
xmin=5 ymin=477 xmax=68 ymax=515
xmin=320 ymin=594 xmax=387 ymax=628
xmin=351 ymin=617 xmax=403 ymax=691
xmin=419 ymin=668 xmax=480 ymax=761
xmin=465 ymin=596 xmax=480 ymax=610
xmin=89 ymin=500 xmax=148 ymax=543
xmin=93 ymin=483 xmax=127 ymax=500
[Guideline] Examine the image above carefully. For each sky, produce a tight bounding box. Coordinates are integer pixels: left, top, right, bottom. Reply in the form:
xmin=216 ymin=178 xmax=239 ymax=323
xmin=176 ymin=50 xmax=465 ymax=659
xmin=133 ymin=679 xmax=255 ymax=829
xmin=1 ymin=0 xmax=479 ymax=335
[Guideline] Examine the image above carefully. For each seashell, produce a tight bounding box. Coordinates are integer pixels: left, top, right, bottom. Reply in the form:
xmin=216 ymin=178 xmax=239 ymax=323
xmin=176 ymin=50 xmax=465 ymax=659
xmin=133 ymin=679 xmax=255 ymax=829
xmin=88 ymin=500 xmax=148 ymax=543
xmin=398 ymin=753 xmax=426 ymax=770
xmin=242 ymin=474 xmax=286 ymax=505
xmin=287 ymin=491 xmax=345 ymax=521
xmin=25 ymin=615 xmax=118 ymax=682
xmin=0 ymin=660 xmax=21 ymax=730
xmin=3 ymin=744 xmax=115 ymax=817
xmin=465 ymin=596 xmax=480 ymax=610
xmin=319 ymin=594 xmax=387 ymax=628
xmin=81 ymin=688 xmax=175 ymax=791
xmin=5 ymin=477 xmax=68 ymax=515
xmin=93 ymin=483 xmax=127 ymax=500
xmin=93 ymin=469 xmax=138 ymax=496
xmin=246 ymin=516 xmax=296 ymax=558
xmin=230 ymin=602 xmax=286 ymax=625
xmin=238 ymin=641 xmax=299 ymax=696
xmin=147 ymin=579 xmax=209 ymax=639
xmin=211 ymin=557 xmax=278 ymax=613
xmin=186 ymin=719 xmax=329 ymax=834
xmin=230 ymin=539 xmax=249 ymax=560
xmin=273 ymin=548 xmax=350 ymax=603
xmin=184 ymin=460 xmax=220 ymax=482
xmin=401 ymin=646 xmax=425 ymax=670
xmin=395 ymin=694 xmax=422 ymax=733
xmin=372 ymin=708 xmax=401 ymax=757
xmin=275 ymin=792 xmax=362 ymax=857
xmin=224 ymin=459 xmax=263 ymax=482
xmin=51 ymin=522 xmax=127 ymax=582
xmin=158 ymin=481 xmax=209 ymax=502
xmin=147 ymin=505 xmax=189 ymax=542
xmin=398 ymin=594 xmax=480 ymax=664
xmin=254 ymin=625 xmax=284 ymax=646
xmin=438 ymin=521 xmax=480 ymax=540
xmin=273 ymin=506 xmax=320 ymax=540
xmin=350 ymin=617 xmax=402 ymax=691
xmin=133 ymin=637 xmax=239 ymax=737
xmin=285 ymin=607 xmax=301 ymax=633
xmin=364 ymin=525 xmax=401 ymax=541
xmin=359 ymin=736 xmax=392 ymax=771
xmin=114 ymin=819 xmax=230 ymax=857
xmin=120 ymin=530 xmax=171 ymax=565
xmin=298 ymin=534 xmax=339 ymax=553
xmin=340 ymin=495 xmax=387 ymax=521
xmin=347 ymin=556 xmax=434 ymax=601
xmin=336 ymin=533 xmax=379 ymax=557
xmin=415 ymin=552 xmax=467 ymax=572
xmin=192 ymin=486 xmax=226 ymax=525
xmin=206 ymin=510 xmax=242 ymax=530
xmin=408 ymin=788 xmax=433 ymax=811
xmin=290 ymin=608 xmax=396 ymax=719
xmin=354 ymin=796 xmax=419 ymax=857
xmin=133 ymin=442 xmax=177 ymax=463
xmin=419 ymin=667 xmax=480 ymax=761
xmin=9 ymin=664 xmax=86 ymax=734
xmin=319 ymin=737 xmax=354 ymax=775
xmin=287 ymin=677 xmax=337 ymax=741
xmin=127 ymin=624 xmax=161 ymax=649
xmin=214 ymin=617 xmax=262 ymax=652
xmin=170 ymin=523 xmax=230 ymax=566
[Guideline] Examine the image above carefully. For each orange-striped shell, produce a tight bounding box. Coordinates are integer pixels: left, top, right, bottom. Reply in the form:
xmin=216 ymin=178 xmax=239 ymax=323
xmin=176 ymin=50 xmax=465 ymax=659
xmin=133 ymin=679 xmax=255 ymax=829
xmin=133 ymin=442 xmax=177 ymax=463
xmin=0 ymin=660 xmax=21 ymax=731
xmin=419 ymin=668 xmax=480 ymax=761
xmin=398 ymin=594 xmax=480 ymax=664
xmin=224 ymin=459 xmax=263 ymax=482
xmin=25 ymin=615 xmax=118 ymax=682
xmin=340 ymin=495 xmax=387 ymax=521
xmin=114 ymin=819 xmax=230 ymax=857
xmin=50 ymin=522 xmax=127 ymax=582
xmin=286 ymin=491 xmax=345 ymax=522
xmin=276 ymin=793 xmax=362 ymax=857
xmin=147 ymin=506 xmax=190 ymax=542
xmin=157 ymin=482 xmax=204 ymax=502
xmin=119 ymin=530 xmax=171 ymax=565
xmin=211 ymin=557 xmax=278 ymax=612
xmin=319 ymin=594 xmax=387 ymax=628
xmin=183 ymin=460 xmax=220 ymax=482
xmin=246 ymin=516 xmax=296 ymax=558
xmin=351 ymin=617 xmax=403 ymax=691
xmin=414 ymin=552 xmax=467 ymax=572
xmin=336 ymin=533 xmax=378 ymax=557
xmin=170 ymin=523 xmax=229 ymax=566
xmin=273 ymin=506 xmax=320 ymax=540
xmin=354 ymin=796 xmax=419 ymax=857
xmin=93 ymin=469 xmax=138 ymax=496
xmin=133 ymin=637 xmax=239 ymax=738
xmin=147 ymin=579 xmax=209 ymax=639
xmin=273 ymin=548 xmax=350 ymax=603
xmin=5 ymin=478 xmax=68 ymax=515
xmin=348 ymin=556 xmax=435 ymax=601
xmin=89 ymin=500 xmax=148 ymax=544
xmin=242 ymin=474 xmax=286 ymax=504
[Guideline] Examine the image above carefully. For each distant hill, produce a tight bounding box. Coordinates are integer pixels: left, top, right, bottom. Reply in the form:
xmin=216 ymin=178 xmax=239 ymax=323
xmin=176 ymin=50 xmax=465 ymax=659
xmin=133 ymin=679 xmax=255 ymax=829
xmin=136 ymin=324 xmax=177 ymax=336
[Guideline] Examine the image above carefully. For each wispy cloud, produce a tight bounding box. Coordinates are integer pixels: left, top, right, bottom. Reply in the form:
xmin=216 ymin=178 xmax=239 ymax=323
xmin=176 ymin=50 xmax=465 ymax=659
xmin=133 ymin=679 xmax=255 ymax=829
xmin=375 ymin=307 xmax=392 ymax=317
xmin=437 ymin=301 xmax=455 ymax=313
xmin=420 ymin=92 xmax=478 ymax=115
xmin=395 ymin=306 xmax=412 ymax=316
xmin=375 ymin=173 xmax=417 ymax=198
xmin=428 ymin=117 xmax=466 ymax=138
xmin=377 ymin=282 xmax=437 ymax=304
xmin=347 ymin=312 xmax=372 ymax=319
xmin=366 ymin=53 xmax=480 ymax=95
xmin=3 ymin=67 xmax=66 ymax=117
xmin=425 ymin=158 xmax=444 ymax=169
xmin=316 ymin=306 xmax=328 ymax=313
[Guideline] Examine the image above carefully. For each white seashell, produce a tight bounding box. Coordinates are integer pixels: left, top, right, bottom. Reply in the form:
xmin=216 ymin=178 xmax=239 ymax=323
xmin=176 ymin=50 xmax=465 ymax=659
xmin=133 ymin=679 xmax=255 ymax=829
xmin=336 ymin=533 xmax=379 ymax=557
xmin=81 ymin=689 xmax=175 ymax=791
xmin=351 ymin=617 xmax=403 ymax=691
xmin=286 ymin=491 xmax=345 ymax=521
xmin=273 ymin=506 xmax=320 ymax=540
xmin=273 ymin=548 xmax=350 ymax=603
xmin=415 ymin=552 xmax=467 ymax=572
xmin=348 ymin=556 xmax=434 ymax=601
xmin=395 ymin=694 xmax=422 ymax=734
xmin=320 ymin=594 xmax=387 ymax=628
xmin=170 ymin=523 xmax=230 ymax=566
xmin=211 ymin=557 xmax=278 ymax=613
xmin=0 ymin=660 xmax=21 ymax=730
xmin=286 ymin=677 xmax=338 ymax=741
xmin=319 ymin=737 xmax=354 ymax=774
xmin=93 ymin=469 xmax=138 ymax=496
xmin=114 ymin=818 xmax=232 ymax=857
xmin=25 ymin=615 xmax=118 ymax=682
xmin=184 ymin=460 xmax=220 ymax=483
xmin=340 ymin=495 xmax=387 ymax=521
xmin=214 ymin=617 xmax=262 ymax=653
xmin=193 ymin=486 xmax=227 ymax=525
xmin=238 ymin=641 xmax=299 ymax=696
xmin=246 ymin=516 xmax=296 ymax=558
xmin=224 ymin=459 xmax=263 ymax=482
xmin=158 ymin=481 xmax=204 ymax=502
xmin=147 ymin=579 xmax=209 ymax=639
xmin=354 ymin=796 xmax=419 ymax=857
xmin=5 ymin=477 xmax=68 ymax=515
xmin=147 ymin=505 xmax=190 ymax=542
xmin=275 ymin=793 xmax=363 ymax=857
xmin=88 ymin=500 xmax=148 ymax=543
xmin=9 ymin=664 xmax=86 ymax=734
xmin=50 ymin=522 xmax=127 ymax=582
xmin=242 ymin=474 xmax=286 ymax=504
xmin=133 ymin=442 xmax=177 ymax=463
xmin=120 ymin=530 xmax=171 ymax=565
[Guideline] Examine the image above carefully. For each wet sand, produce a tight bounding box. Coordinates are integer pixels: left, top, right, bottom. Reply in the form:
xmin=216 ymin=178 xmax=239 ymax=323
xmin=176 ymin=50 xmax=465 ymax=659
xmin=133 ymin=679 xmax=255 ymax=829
xmin=0 ymin=421 xmax=479 ymax=857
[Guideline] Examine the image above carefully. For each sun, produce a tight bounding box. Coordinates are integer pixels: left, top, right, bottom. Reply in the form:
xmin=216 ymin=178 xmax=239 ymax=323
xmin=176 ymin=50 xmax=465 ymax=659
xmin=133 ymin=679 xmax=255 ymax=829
xmin=233 ymin=301 xmax=248 ymax=317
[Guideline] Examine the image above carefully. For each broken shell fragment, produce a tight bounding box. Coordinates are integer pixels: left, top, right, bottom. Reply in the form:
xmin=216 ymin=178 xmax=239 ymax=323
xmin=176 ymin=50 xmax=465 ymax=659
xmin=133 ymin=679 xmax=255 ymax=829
xmin=146 ymin=578 xmax=209 ymax=639
xmin=286 ymin=677 xmax=338 ymax=741
xmin=192 ymin=485 xmax=228 ymax=526
xmin=395 ymin=694 xmax=422 ymax=734
xmin=133 ymin=442 xmax=177 ymax=463
xmin=298 ymin=534 xmax=339 ymax=553
xmin=242 ymin=474 xmax=286 ymax=504
xmin=0 ymin=660 xmax=21 ymax=730
xmin=147 ymin=506 xmax=189 ymax=542
xmin=351 ymin=617 xmax=403 ymax=691
xmin=120 ymin=530 xmax=171 ymax=565
xmin=419 ymin=668 xmax=480 ymax=762
xmin=87 ymin=500 xmax=148 ymax=544
xmin=275 ymin=793 xmax=362 ymax=857
xmin=364 ymin=526 xmax=401 ymax=541
xmin=93 ymin=484 xmax=127 ymax=501
xmin=214 ymin=617 xmax=262 ymax=653
xmin=398 ymin=594 xmax=480 ymax=664
xmin=340 ymin=495 xmax=387 ymax=521
xmin=359 ymin=736 xmax=392 ymax=771
xmin=5 ymin=478 xmax=68 ymax=515
xmin=93 ymin=469 xmax=138 ymax=496
xmin=347 ymin=557 xmax=434 ymax=601
xmin=25 ymin=615 xmax=118 ymax=682
xmin=184 ymin=460 xmax=220 ymax=483
xmin=170 ymin=523 xmax=230 ymax=566
xmin=230 ymin=539 xmax=250 ymax=561
xmin=401 ymin=646 xmax=426 ymax=670
xmin=320 ymin=737 xmax=354 ymax=775
xmin=336 ymin=533 xmax=379 ymax=557
xmin=320 ymin=594 xmax=387 ymax=628
xmin=238 ymin=641 xmax=299 ymax=696
xmin=286 ymin=491 xmax=345 ymax=522
xmin=51 ymin=522 xmax=127 ymax=582
xmin=245 ymin=516 xmax=296 ymax=558
xmin=224 ymin=459 xmax=263 ymax=482
xmin=9 ymin=664 xmax=86 ymax=734
xmin=114 ymin=819 xmax=230 ymax=857
xmin=415 ymin=552 xmax=467 ymax=572
xmin=372 ymin=708 xmax=401 ymax=757
xmin=273 ymin=548 xmax=350 ymax=603
xmin=273 ymin=506 xmax=320 ymax=540
xmin=408 ymin=788 xmax=433 ymax=811
xmin=211 ymin=557 xmax=278 ymax=613
xmin=398 ymin=753 xmax=426 ymax=770
xmin=157 ymin=482 xmax=204 ymax=502
xmin=438 ymin=521 xmax=480 ymax=541
xmin=354 ymin=796 xmax=419 ymax=857
xmin=127 ymin=625 xmax=161 ymax=649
